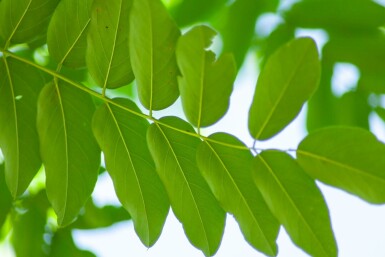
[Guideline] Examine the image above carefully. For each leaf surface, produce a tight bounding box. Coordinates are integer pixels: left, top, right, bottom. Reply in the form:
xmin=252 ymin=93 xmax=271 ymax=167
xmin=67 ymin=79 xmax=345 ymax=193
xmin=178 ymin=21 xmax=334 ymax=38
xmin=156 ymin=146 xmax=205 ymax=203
xmin=248 ymin=37 xmax=320 ymax=140
xmin=253 ymin=150 xmax=337 ymax=257
xmin=0 ymin=164 xmax=12 ymax=229
xmin=196 ymin=133 xmax=279 ymax=256
xmin=47 ymin=0 xmax=92 ymax=68
xmin=92 ymin=98 xmax=169 ymax=246
xmin=37 ymin=81 xmax=100 ymax=226
xmin=297 ymin=127 xmax=385 ymax=204
xmin=0 ymin=0 xmax=60 ymax=45
xmin=147 ymin=116 xmax=226 ymax=256
xmin=129 ymin=0 xmax=180 ymax=111
xmin=50 ymin=229 xmax=97 ymax=257
xmin=87 ymin=0 xmax=134 ymax=89
xmin=0 ymin=58 xmax=43 ymax=197
xmin=176 ymin=25 xmax=236 ymax=128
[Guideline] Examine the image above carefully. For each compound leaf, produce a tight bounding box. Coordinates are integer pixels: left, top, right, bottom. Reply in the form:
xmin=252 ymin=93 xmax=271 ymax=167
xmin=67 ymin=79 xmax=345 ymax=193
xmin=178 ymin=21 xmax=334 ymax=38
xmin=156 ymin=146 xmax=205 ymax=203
xmin=92 ymin=98 xmax=169 ymax=246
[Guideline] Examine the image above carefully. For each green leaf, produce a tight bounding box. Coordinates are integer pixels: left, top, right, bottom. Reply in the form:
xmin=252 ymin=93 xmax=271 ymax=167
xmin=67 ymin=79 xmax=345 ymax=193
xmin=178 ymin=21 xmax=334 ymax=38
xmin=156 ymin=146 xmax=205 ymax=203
xmin=285 ymin=0 xmax=385 ymax=31
xmin=87 ymin=0 xmax=134 ymax=89
xmin=71 ymin=199 xmax=130 ymax=230
xmin=0 ymin=58 xmax=44 ymax=198
xmin=176 ymin=25 xmax=236 ymax=129
xmin=248 ymin=37 xmax=321 ymax=140
xmin=196 ymin=133 xmax=279 ymax=256
xmin=297 ymin=127 xmax=385 ymax=204
xmin=92 ymin=98 xmax=169 ymax=246
xmin=49 ymin=229 xmax=97 ymax=257
xmin=335 ymin=91 xmax=370 ymax=129
xmin=12 ymin=191 xmax=49 ymax=257
xmin=253 ymin=150 xmax=337 ymax=257
xmin=0 ymin=164 xmax=12 ymax=229
xmin=37 ymin=81 xmax=100 ymax=226
xmin=129 ymin=0 xmax=180 ymax=111
xmin=147 ymin=116 xmax=226 ymax=256
xmin=375 ymin=107 xmax=385 ymax=122
xmin=47 ymin=0 xmax=92 ymax=68
xmin=0 ymin=0 xmax=60 ymax=46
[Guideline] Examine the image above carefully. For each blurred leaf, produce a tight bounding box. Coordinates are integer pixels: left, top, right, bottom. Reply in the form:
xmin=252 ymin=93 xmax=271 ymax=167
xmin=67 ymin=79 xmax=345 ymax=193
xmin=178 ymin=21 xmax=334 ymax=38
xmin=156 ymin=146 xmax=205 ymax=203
xmin=47 ymin=0 xmax=92 ymax=68
xmin=285 ymin=0 xmax=385 ymax=31
xmin=375 ymin=107 xmax=385 ymax=122
xmin=0 ymin=0 xmax=60 ymax=45
xmin=147 ymin=117 xmax=226 ymax=256
xmin=0 ymin=58 xmax=43 ymax=198
xmin=218 ymin=0 xmax=279 ymax=66
xmin=358 ymin=71 xmax=385 ymax=94
xmin=0 ymin=164 xmax=12 ymax=229
xmin=248 ymin=37 xmax=320 ymax=140
xmin=170 ymin=0 xmax=227 ymax=26
xmin=49 ymin=229 xmax=96 ymax=257
xmin=176 ymin=25 xmax=236 ymax=129
xmin=71 ymin=199 xmax=130 ymax=230
xmin=87 ymin=0 xmax=134 ymax=89
xmin=297 ymin=127 xmax=385 ymax=204
xmin=196 ymin=133 xmax=279 ymax=256
xmin=12 ymin=191 xmax=49 ymax=257
xmin=335 ymin=91 xmax=370 ymax=129
xmin=92 ymin=98 xmax=169 ymax=246
xmin=253 ymin=150 xmax=337 ymax=257
xmin=130 ymin=0 xmax=180 ymax=111
xmin=37 ymin=81 xmax=100 ymax=226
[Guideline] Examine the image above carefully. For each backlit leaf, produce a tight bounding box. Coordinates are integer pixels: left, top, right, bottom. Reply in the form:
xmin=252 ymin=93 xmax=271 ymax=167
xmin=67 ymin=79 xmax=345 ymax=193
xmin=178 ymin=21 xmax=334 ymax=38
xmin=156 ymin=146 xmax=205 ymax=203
xmin=47 ymin=0 xmax=92 ymax=68
xmin=248 ymin=37 xmax=320 ymax=140
xmin=37 ymin=81 xmax=100 ymax=226
xmin=297 ymin=127 xmax=385 ymax=204
xmin=0 ymin=0 xmax=60 ymax=45
xmin=50 ymin=229 xmax=97 ymax=257
xmin=253 ymin=150 xmax=337 ymax=257
xmin=147 ymin=116 xmax=226 ymax=256
xmin=0 ymin=164 xmax=12 ymax=229
xmin=87 ymin=0 xmax=134 ymax=89
xmin=0 ymin=58 xmax=43 ymax=198
xmin=196 ymin=133 xmax=279 ymax=256
xmin=176 ymin=25 xmax=236 ymax=129
xmin=92 ymin=98 xmax=169 ymax=246
xmin=130 ymin=0 xmax=180 ymax=111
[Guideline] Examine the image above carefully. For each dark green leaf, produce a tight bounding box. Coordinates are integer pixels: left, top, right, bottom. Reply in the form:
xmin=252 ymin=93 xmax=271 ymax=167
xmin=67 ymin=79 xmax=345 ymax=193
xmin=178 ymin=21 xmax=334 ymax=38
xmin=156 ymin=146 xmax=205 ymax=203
xmin=335 ymin=91 xmax=370 ymax=129
xmin=147 ymin=117 xmax=226 ymax=256
xmin=47 ymin=0 xmax=92 ymax=68
xmin=253 ymin=150 xmax=337 ymax=257
xmin=87 ymin=0 xmax=134 ymax=89
xmin=0 ymin=164 xmax=12 ymax=229
xmin=71 ymin=199 xmax=130 ymax=230
xmin=285 ymin=0 xmax=385 ymax=31
xmin=130 ymin=0 xmax=180 ymax=111
xmin=92 ymin=98 xmax=169 ymax=246
xmin=196 ymin=133 xmax=279 ymax=256
xmin=0 ymin=58 xmax=43 ymax=198
xmin=297 ymin=127 xmax=385 ymax=204
xmin=37 ymin=81 xmax=100 ymax=226
xmin=176 ymin=25 xmax=236 ymax=129
xmin=248 ymin=37 xmax=320 ymax=140
xmin=0 ymin=0 xmax=60 ymax=46
xmin=49 ymin=229 xmax=96 ymax=257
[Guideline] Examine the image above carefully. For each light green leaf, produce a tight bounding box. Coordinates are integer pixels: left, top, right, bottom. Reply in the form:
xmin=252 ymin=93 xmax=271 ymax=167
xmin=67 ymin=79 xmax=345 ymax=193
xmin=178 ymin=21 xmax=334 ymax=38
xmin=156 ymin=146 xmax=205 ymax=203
xmin=47 ymin=0 xmax=92 ymax=68
xmin=87 ymin=0 xmax=134 ymax=89
xmin=92 ymin=98 xmax=169 ymax=246
xmin=129 ymin=0 xmax=180 ymax=111
xmin=253 ymin=150 xmax=337 ymax=257
xmin=176 ymin=25 xmax=236 ymax=129
xmin=0 ymin=164 xmax=12 ymax=229
xmin=335 ymin=91 xmax=370 ymax=129
xmin=297 ymin=127 xmax=385 ymax=204
xmin=248 ymin=37 xmax=320 ymax=140
xmin=50 ymin=229 xmax=97 ymax=257
xmin=147 ymin=117 xmax=226 ymax=256
xmin=196 ymin=133 xmax=279 ymax=256
xmin=0 ymin=0 xmax=60 ymax=46
xmin=0 ymin=58 xmax=43 ymax=198
xmin=37 ymin=81 xmax=100 ymax=226
xmin=375 ymin=107 xmax=385 ymax=122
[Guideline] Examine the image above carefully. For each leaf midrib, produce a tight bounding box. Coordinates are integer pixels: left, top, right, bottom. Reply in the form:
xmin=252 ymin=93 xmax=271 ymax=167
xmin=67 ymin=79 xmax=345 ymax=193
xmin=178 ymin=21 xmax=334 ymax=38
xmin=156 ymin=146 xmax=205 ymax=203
xmin=155 ymin=123 xmax=210 ymax=252
xmin=258 ymin=154 xmax=331 ymax=257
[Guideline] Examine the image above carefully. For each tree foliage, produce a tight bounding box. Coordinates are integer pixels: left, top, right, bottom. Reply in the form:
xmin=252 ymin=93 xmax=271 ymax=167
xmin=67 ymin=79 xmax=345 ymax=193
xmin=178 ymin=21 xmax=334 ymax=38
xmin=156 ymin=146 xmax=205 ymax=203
xmin=1 ymin=0 xmax=385 ymax=256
